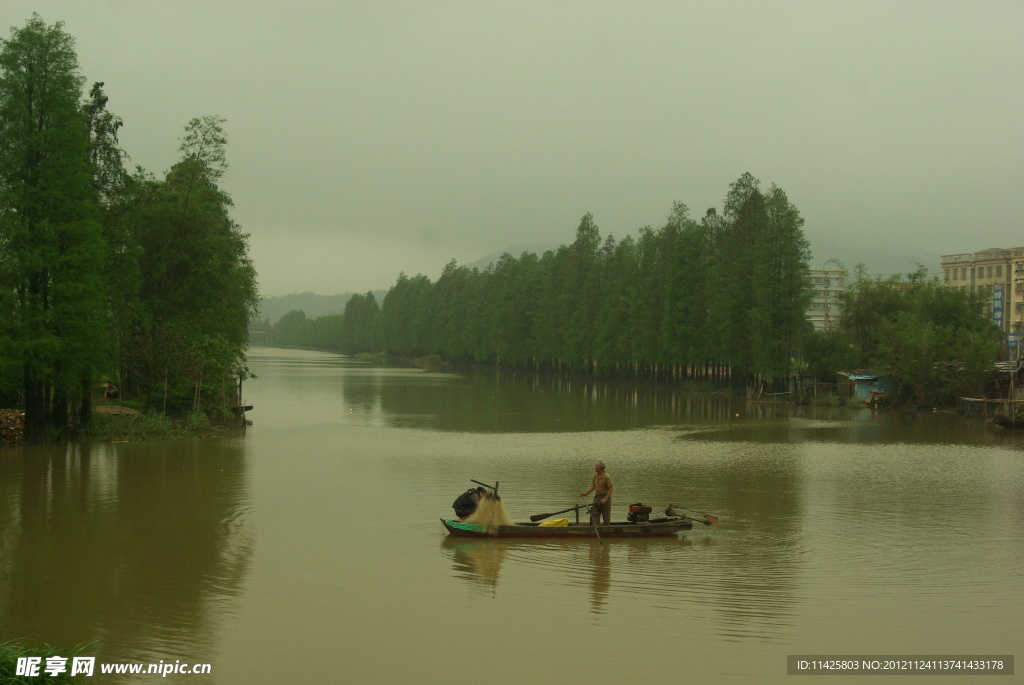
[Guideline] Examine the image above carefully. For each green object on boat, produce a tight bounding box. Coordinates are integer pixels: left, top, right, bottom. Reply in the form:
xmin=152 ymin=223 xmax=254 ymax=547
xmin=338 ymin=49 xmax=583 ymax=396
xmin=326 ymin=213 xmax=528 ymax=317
xmin=446 ymin=520 xmax=483 ymax=533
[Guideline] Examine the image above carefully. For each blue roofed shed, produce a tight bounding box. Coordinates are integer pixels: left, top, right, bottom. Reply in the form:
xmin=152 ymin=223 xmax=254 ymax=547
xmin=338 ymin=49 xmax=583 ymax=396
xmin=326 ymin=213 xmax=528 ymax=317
xmin=841 ymin=372 xmax=893 ymax=404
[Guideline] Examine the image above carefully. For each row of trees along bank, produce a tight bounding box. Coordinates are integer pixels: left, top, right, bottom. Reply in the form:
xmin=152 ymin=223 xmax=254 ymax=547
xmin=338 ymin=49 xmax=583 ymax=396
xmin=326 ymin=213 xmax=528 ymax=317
xmin=266 ymin=173 xmax=815 ymax=391
xmin=0 ymin=16 xmax=258 ymax=442
xmin=266 ymin=253 xmax=1000 ymax=409
xmin=265 ymin=182 xmax=1001 ymax=406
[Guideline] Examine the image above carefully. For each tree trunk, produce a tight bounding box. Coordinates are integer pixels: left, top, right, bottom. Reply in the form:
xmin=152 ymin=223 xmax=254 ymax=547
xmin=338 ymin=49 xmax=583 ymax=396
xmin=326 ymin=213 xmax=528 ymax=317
xmin=23 ymin=365 xmax=47 ymax=443
xmin=80 ymin=371 xmax=93 ymax=428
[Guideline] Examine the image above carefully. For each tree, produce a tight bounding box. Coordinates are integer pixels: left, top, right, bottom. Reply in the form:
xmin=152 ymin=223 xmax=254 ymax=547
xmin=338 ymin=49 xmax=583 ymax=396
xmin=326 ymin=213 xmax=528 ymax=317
xmin=838 ymin=270 xmax=1000 ymax=405
xmin=271 ymin=310 xmax=310 ymax=347
xmin=357 ymin=175 xmax=811 ymax=391
xmin=339 ymin=292 xmax=380 ymax=354
xmin=126 ymin=116 xmax=258 ymax=413
xmin=0 ymin=15 xmax=108 ymax=440
xmin=713 ymin=175 xmax=767 ymax=387
xmin=750 ymin=185 xmax=812 ymax=386
xmin=82 ymin=80 xmax=131 ymax=426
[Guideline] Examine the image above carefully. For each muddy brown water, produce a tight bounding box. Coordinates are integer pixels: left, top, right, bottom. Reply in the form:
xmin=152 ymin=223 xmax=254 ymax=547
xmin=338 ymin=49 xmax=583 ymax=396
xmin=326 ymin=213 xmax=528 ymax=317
xmin=2 ymin=347 xmax=1022 ymax=683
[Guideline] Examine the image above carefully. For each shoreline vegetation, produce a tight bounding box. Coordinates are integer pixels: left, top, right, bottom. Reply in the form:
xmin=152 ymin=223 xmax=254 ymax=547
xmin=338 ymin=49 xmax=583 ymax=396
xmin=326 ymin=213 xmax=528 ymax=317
xmin=263 ymin=175 xmax=816 ymax=391
xmin=0 ymin=405 xmax=237 ymax=446
xmin=257 ymin=198 xmax=1000 ymax=410
xmin=0 ymin=16 xmax=259 ymax=444
xmin=0 ymin=638 xmax=90 ymax=684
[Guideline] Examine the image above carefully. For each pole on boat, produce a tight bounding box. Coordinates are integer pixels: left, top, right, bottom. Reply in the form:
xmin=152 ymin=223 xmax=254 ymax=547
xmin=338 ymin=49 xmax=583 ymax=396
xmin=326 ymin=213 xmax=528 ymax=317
xmin=581 ymin=497 xmax=603 ymax=545
xmin=667 ymin=504 xmax=719 ymax=525
xmin=471 ymin=479 xmax=500 ymax=500
xmin=587 ymin=503 xmax=603 ymax=545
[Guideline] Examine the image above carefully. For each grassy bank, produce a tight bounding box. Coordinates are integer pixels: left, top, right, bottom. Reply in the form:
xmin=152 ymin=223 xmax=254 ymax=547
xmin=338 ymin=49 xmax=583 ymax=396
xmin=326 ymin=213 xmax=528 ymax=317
xmin=82 ymin=406 xmax=234 ymax=442
xmin=0 ymin=639 xmax=91 ymax=683
xmin=0 ymin=406 xmax=231 ymax=445
xmin=82 ymin=411 xmax=193 ymax=441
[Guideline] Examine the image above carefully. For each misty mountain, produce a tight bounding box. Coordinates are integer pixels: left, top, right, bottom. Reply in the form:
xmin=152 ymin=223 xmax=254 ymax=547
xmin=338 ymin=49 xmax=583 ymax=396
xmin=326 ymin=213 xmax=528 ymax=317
xmin=257 ymin=290 xmax=387 ymax=325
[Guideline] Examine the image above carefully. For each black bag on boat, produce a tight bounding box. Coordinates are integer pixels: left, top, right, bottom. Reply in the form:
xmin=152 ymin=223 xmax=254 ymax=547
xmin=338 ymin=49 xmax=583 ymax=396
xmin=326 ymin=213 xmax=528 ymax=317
xmin=452 ymin=489 xmax=477 ymax=510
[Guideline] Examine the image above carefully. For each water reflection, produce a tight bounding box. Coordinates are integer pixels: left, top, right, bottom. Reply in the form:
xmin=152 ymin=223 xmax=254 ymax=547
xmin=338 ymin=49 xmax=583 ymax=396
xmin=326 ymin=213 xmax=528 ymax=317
xmin=439 ymin=527 xmax=799 ymax=634
xmin=370 ymin=373 xmax=763 ymax=433
xmin=586 ymin=543 xmax=610 ymax=614
xmin=683 ymin=410 xmax=1024 ymax=446
xmin=247 ymin=348 xmax=1024 ymax=448
xmin=441 ymin=537 xmax=509 ymax=596
xmin=0 ymin=439 xmax=252 ymax=671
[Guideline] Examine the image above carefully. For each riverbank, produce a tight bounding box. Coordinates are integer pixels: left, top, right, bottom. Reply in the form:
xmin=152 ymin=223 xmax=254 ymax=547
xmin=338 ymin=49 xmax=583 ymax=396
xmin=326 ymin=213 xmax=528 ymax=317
xmin=0 ymin=406 xmax=236 ymax=445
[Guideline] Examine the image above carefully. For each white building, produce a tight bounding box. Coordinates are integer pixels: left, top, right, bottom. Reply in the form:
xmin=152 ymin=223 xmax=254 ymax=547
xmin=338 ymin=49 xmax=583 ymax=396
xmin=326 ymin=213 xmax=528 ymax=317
xmin=940 ymin=247 xmax=1024 ymax=336
xmin=806 ymin=268 xmax=846 ymax=332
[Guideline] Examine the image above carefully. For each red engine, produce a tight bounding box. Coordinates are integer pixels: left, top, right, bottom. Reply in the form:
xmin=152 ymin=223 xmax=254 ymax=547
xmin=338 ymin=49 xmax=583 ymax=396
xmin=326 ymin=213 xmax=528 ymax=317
xmin=627 ymin=503 xmax=652 ymax=523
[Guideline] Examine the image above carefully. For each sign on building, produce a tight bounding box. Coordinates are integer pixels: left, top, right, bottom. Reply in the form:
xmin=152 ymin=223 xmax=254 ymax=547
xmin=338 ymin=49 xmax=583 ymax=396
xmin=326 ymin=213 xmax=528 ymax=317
xmin=993 ymin=283 xmax=1004 ymax=329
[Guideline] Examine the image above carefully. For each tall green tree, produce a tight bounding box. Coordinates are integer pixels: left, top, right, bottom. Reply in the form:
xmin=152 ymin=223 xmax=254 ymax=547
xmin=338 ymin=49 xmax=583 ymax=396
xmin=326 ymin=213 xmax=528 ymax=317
xmin=339 ymin=292 xmax=380 ymax=353
xmin=750 ymin=184 xmax=812 ymax=386
xmin=353 ymin=175 xmax=813 ymax=392
xmin=715 ymin=174 xmax=766 ymax=387
xmin=82 ymin=80 xmax=131 ymax=425
xmin=0 ymin=15 xmax=108 ymax=440
xmin=127 ymin=116 xmax=258 ymax=412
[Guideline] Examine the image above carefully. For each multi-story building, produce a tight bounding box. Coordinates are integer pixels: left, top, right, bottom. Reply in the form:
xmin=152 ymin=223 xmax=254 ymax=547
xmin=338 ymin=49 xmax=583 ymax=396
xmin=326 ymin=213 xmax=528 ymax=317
xmin=806 ymin=268 xmax=847 ymax=331
xmin=940 ymin=247 xmax=1024 ymax=337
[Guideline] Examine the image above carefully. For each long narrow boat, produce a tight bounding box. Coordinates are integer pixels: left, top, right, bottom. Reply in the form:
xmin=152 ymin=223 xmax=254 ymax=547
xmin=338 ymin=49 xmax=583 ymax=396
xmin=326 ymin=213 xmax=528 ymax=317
xmin=441 ymin=516 xmax=693 ymax=538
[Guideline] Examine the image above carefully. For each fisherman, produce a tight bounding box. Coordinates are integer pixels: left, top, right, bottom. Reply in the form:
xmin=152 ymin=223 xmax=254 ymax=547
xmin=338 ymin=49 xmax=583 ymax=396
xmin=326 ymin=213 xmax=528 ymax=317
xmin=452 ymin=486 xmax=487 ymax=521
xmin=579 ymin=461 xmax=613 ymax=525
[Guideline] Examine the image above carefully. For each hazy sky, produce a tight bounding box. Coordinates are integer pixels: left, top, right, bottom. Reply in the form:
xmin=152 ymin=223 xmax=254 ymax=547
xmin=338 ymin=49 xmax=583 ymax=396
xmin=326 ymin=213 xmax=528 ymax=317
xmin=6 ymin=1 xmax=1023 ymax=296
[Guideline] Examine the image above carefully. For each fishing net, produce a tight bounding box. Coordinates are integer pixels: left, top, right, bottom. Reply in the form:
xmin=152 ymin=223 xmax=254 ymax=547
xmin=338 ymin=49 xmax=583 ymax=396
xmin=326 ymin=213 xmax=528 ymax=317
xmin=464 ymin=491 xmax=513 ymax=533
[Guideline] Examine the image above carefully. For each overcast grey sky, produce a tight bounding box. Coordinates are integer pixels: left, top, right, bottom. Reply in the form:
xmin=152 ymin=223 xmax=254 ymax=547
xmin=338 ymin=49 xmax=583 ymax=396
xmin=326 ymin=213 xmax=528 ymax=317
xmin=6 ymin=1 xmax=1023 ymax=296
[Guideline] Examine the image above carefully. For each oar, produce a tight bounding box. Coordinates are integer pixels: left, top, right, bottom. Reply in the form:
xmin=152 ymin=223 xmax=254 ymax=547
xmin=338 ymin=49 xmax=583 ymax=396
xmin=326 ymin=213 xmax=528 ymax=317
xmin=668 ymin=504 xmax=719 ymax=525
xmin=529 ymin=504 xmax=586 ymax=522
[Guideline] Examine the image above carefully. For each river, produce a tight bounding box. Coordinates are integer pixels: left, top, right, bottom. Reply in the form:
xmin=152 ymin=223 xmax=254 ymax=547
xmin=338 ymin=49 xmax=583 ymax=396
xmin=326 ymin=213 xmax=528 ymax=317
xmin=1 ymin=346 xmax=1022 ymax=683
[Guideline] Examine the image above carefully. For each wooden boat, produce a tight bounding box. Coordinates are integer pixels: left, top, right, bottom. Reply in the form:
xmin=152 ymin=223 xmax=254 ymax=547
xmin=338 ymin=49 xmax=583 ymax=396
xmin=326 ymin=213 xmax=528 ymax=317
xmin=441 ymin=516 xmax=694 ymax=538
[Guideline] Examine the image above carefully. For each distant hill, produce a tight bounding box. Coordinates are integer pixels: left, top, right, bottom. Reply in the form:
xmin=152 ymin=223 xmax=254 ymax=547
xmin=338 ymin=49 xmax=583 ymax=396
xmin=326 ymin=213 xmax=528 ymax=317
xmin=257 ymin=290 xmax=388 ymax=325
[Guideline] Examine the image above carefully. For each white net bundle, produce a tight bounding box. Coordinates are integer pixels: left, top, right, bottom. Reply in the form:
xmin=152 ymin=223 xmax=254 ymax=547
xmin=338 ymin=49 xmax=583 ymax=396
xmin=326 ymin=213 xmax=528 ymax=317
xmin=464 ymin=491 xmax=513 ymax=533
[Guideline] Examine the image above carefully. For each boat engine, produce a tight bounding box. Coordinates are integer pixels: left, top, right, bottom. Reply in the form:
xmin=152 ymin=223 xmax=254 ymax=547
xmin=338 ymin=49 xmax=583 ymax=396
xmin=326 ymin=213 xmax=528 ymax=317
xmin=627 ymin=503 xmax=652 ymax=523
